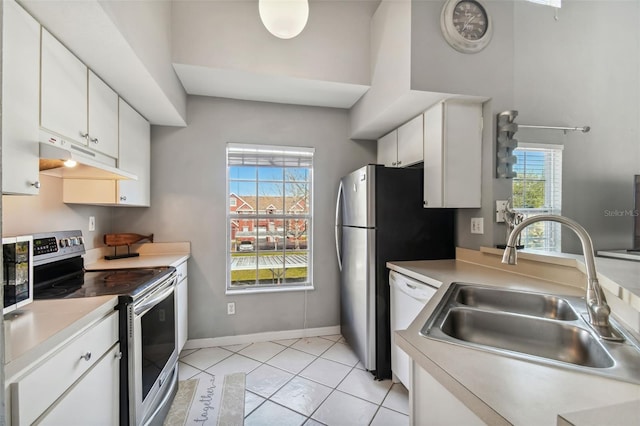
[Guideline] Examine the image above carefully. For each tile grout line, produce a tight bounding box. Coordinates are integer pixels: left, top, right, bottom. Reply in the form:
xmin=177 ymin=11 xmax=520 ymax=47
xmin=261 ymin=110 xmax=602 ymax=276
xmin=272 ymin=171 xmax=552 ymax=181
xmin=180 ymin=336 xmax=408 ymax=425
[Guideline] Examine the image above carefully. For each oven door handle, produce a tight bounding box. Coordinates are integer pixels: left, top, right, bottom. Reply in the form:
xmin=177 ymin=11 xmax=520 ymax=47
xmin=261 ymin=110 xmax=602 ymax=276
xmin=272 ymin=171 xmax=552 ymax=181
xmin=134 ymin=280 xmax=176 ymax=316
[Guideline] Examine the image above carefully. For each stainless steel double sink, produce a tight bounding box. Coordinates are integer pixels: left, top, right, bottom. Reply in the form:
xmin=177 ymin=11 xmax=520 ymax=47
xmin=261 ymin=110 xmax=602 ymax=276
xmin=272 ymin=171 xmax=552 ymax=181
xmin=420 ymin=283 xmax=640 ymax=384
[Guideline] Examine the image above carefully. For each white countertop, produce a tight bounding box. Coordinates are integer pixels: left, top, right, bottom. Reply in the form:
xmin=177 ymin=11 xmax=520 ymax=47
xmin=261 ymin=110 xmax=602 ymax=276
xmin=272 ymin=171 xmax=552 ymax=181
xmin=389 ymin=256 xmax=640 ymax=425
xmin=84 ymin=241 xmax=191 ymax=270
xmin=4 ymin=296 xmax=118 ymax=380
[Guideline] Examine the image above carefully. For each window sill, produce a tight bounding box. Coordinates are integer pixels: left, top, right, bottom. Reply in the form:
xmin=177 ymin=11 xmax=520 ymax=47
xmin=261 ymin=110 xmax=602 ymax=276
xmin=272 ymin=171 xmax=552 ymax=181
xmin=225 ymin=285 xmax=314 ymax=296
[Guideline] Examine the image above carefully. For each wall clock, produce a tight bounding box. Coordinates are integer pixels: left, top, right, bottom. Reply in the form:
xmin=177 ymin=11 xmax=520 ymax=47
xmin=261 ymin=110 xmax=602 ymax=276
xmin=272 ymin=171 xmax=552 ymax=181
xmin=440 ymin=0 xmax=493 ymax=54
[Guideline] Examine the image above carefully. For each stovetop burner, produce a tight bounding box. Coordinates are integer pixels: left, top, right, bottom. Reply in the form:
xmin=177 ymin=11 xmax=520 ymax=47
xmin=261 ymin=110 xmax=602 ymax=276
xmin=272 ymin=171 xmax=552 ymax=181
xmin=34 ymin=266 xmax=174 ymax=300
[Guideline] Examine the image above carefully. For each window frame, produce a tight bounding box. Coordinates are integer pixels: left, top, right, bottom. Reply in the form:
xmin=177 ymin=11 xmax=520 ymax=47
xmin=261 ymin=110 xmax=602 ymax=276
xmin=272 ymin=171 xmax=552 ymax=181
xmin=512 ymin=142 xmax=563 ymax=252
xmin=225 ymin=143 xmax=314 ymax=294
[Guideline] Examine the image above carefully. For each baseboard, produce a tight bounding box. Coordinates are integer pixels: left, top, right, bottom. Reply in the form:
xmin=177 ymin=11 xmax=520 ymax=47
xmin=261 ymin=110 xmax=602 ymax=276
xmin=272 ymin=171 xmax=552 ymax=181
xmin=183 ymin=325 xmax=341 ymax=350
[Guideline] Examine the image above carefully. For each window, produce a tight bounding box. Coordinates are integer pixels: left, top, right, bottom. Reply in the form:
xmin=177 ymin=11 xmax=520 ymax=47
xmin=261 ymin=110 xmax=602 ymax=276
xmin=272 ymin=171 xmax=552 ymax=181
xmin=512 ymin=143 xmax=563 ymax=252
xmin=227 ymin=143 xmax=313 ymax=293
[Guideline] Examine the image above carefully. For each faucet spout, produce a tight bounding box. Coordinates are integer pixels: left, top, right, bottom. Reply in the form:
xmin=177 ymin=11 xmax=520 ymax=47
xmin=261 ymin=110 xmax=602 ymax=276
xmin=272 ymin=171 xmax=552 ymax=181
xmin=502 ymin=214 xmax=622 ymax=341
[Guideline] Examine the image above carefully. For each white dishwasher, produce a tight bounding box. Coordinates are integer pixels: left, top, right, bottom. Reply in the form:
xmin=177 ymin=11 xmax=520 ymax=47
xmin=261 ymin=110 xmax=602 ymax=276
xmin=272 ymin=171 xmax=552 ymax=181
xmin=389 ymin=270 xmax=437 ymax=390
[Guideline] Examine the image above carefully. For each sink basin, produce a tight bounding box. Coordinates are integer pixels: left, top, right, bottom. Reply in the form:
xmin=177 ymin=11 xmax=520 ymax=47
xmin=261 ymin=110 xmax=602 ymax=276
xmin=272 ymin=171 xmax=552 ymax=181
xmin=441 ymin=308 xmax=613 ymax=368
xmin=420 ymin=283 xmax=640 ymax=384
xmin=454 ymin=286 xmax=578 ymax=320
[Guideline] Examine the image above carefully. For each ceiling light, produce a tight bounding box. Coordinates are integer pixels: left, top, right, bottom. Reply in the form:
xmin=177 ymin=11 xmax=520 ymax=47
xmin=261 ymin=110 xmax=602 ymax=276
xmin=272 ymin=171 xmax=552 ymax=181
xmin=259 ymin=0 xmax=309 ymax=39
xmin=526 ymin=0 xmax=561 ymax=7
xmin=63 ymin=159 xmax=77 ymax=168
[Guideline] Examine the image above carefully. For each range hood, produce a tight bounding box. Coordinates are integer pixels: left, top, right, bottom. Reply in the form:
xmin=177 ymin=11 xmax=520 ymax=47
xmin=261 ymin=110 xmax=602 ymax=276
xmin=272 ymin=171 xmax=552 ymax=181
xmin=39 ymin=131 xmax=137 ymax=180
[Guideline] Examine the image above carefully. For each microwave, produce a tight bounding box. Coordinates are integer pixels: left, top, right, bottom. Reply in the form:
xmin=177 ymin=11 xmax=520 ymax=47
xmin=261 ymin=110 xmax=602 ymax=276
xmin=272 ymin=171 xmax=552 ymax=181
xmin=3 ymin=236 xmax=33 ymax=315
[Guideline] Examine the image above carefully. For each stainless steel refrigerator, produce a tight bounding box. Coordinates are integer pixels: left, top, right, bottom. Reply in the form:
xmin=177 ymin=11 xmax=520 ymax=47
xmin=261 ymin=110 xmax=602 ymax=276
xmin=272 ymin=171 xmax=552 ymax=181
xmin=335 ymin=164 xmax=455 ymax=380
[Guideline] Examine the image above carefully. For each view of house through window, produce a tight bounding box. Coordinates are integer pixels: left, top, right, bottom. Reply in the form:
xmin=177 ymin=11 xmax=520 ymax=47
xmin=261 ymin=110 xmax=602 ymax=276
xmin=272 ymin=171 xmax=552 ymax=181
xmin=512 ymin=143 xmax=563 ymax=252
xmin=227 ymin=143 xmax=313 ymax=291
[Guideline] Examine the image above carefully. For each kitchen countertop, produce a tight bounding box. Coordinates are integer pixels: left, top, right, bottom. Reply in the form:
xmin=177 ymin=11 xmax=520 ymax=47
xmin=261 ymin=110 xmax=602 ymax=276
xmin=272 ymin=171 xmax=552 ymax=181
xmin=4 ymin=296 xmax=118 ymax=381
xmin=84 ymin=241 xmax=190 ymax=270
xmin=4 ymin=242 xmax=191 ymax=381
xmin=389 ymin=254 xmax=640 ymax=425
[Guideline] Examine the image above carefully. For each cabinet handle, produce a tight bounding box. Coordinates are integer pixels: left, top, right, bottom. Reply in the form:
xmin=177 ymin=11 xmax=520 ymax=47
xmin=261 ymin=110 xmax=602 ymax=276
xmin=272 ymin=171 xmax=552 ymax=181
xmin=391 ymin=162 xmax=397 ymax=166
xmin=79 ymin=131 xmax=89 ymax=140
xmin=89 ymin=136 xmax=99 ymax=144
xmin=397 ymin=160 xmax=402 ymax=165
xmin=115 ymin=352 xmax=123 ymax=360
xmin=30 ymin=181 xmax=41 ymax=189
xmin=80 ymin=352 xmax=92 ymax=361
xmin=120 ymin=196 xmax=127 ymax=201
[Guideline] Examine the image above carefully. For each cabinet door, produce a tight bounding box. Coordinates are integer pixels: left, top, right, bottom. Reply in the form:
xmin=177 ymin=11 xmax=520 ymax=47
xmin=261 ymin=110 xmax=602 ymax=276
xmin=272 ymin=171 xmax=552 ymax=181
xmin=377 ymin=130 xmax=398 ymax=167
xmin=397 ymin=115 xmax=423 ymax=167
xmin=88 ymin=71 xmax=119 ymax=159
xmin=40 ymin=344 xmax=120 ymax=426
xmin=423 ymin=103 xmax=445 ymax=208
xmin=41 ymin=29 xmax=88 ymax=146
xmin=118 ymin=99 xmax=150 ymax=206
xmin=443 ymin=102 xmax=482 ymax=208
xmin=411 ymin=360 xmax=485 ymax=426
xmin=2 ymin=0 xmax=41 ymax=194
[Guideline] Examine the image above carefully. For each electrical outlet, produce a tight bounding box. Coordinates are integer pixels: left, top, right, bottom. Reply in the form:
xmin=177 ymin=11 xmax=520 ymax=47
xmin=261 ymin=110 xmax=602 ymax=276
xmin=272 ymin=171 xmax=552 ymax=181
xmin=89 ymin=216 xmax=96 ymax=231
xmin=227 ymin=302 xmax=236 ymax=315
xmin=496 ymin=200 xmax=508 ymax=223
xmin=471 ymin=217 xmax=484 ymax=234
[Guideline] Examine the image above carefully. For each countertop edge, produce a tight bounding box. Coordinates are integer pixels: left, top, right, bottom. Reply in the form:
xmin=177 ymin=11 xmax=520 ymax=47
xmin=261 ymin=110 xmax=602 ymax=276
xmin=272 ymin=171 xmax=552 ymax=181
xmin=4 ymin=296 xmax=119 ymax=381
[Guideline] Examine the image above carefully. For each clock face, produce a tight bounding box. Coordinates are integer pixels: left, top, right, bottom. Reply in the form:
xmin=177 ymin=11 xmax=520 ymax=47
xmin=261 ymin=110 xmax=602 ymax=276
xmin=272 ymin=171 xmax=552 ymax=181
xmin=452 ymin=1 xmax=488 ymax=41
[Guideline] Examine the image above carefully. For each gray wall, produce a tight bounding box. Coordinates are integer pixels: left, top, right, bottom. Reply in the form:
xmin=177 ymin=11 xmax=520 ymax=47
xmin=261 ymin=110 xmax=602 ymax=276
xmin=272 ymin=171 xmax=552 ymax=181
xmin=113 ymin=96 xmax=375 ymax=339
xmin=410 ymin=0 xmax=515 ymax=249
xmin=172 ymin=0 xmax=376 ymax=86
xmin=411 ymin=0 xmax=640 ymax=253
xmin=513 ymin=1 xmax=640 ymax=253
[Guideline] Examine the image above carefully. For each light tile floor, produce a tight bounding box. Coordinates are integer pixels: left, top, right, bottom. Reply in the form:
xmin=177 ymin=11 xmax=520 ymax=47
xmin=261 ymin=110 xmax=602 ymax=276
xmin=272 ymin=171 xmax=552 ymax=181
xmin=178 ymin=335 xmax=409 ymax=425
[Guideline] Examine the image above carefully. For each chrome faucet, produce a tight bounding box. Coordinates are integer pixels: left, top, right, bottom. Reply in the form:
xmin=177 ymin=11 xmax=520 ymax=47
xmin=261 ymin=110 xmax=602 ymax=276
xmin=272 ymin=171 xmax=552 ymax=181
xmin=502 ymin=214 xmax=622 ymax=341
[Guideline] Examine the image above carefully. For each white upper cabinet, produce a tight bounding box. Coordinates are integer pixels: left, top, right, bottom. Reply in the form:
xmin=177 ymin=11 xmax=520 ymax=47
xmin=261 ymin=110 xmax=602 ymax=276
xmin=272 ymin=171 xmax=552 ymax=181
xmin=423 ymin=101 xmax=483 ymax=208
xmin=377 ymin=130 xmax=398 ymax=167
xmin=88 ymin=71 xmax=119 ymax=158
xmin=2 ymin=0 xmax=41 ymax=195
xmin=377 ymin=115 xmax=424 ymax=168
xmin=118 ymin=99 xmax=151 ymax=206
xmin=41 ymin=29 xmax=88 ymax=147
xmin=397 ymin=114 xmax=423 ymax=167
xmin=62 ymin=99 xmax=150 ymax=206
xmin=41 ymin=30 xmax=119 ymax=161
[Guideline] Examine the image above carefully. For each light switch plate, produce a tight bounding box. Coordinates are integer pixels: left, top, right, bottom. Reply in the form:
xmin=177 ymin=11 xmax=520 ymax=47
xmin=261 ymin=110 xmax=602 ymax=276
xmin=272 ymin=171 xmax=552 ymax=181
xmin=471 ymin=217 xmax=484 ymax=234
xmin=496 ymin=200 xmax=508 ymax=223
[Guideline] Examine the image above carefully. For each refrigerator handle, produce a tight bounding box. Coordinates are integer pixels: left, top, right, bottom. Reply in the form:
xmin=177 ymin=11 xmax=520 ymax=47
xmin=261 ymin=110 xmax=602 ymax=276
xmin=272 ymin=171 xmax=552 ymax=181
xmin=335 ymin=180 xmax=344 ymax=271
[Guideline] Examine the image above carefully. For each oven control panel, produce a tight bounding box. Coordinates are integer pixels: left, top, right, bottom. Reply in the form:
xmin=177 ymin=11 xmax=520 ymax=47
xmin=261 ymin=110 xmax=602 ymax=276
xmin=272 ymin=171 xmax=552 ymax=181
xmin=33 ymin=236 xmax=58 ymax=256
xmin=32 ymin=230 xmax=86 ymax=266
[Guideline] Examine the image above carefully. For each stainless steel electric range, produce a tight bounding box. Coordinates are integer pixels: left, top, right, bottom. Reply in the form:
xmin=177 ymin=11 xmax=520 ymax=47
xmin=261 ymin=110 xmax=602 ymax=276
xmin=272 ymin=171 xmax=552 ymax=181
xmin=33 ymin=230 xmax=178 ymax=426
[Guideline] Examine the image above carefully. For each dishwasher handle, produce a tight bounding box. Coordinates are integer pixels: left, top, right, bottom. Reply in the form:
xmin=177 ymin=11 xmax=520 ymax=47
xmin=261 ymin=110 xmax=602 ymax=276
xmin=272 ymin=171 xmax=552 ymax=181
xmin=390 ymin=271 xmax=437 ymax=302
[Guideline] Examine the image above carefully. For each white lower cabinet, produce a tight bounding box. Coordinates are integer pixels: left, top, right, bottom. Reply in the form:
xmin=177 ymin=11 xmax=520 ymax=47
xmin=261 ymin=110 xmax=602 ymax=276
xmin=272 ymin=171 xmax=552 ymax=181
xmin=176 ymin=261 xmax=189 ymax=352
xmin=39 ymin=344 xmax=120 ymax=426
xmin=10 ymin=312 xmax=120 ymax=425
xmin=411 ymin=360 xmax=484 ymax=426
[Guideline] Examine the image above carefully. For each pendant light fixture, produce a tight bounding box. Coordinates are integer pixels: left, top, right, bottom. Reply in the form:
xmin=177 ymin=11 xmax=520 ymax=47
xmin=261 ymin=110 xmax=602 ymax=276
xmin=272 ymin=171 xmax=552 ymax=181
xmin=259 ymin=0 xmax=309 ymax=39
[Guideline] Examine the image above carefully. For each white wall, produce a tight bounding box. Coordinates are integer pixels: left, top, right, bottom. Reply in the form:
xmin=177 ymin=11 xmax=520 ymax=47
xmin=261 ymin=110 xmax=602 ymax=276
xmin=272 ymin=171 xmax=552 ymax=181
xmin=112 ymin=96 xmax=376 ymax=339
